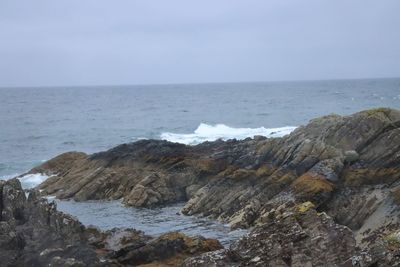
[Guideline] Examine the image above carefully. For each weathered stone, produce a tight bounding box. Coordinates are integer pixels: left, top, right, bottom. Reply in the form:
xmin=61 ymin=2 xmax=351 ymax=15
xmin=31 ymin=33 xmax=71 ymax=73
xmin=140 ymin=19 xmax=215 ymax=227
xmin=0 ymin=179 xmax=223 ymax=267
xmin=10 ymin=108 xmax=400 ymax=266
xmin=0 ymin=179 xmax=104 ymax=267
xmin=183 ymin=205 xmax=357 ymax=267
xmin=344 ymin=150 xmax=359 ymax=163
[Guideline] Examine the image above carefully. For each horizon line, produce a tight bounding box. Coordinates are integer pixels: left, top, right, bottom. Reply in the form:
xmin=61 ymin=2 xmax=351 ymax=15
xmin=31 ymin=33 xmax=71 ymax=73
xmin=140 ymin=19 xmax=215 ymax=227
xmin=1 ymin=75 xmax=399 ymax=89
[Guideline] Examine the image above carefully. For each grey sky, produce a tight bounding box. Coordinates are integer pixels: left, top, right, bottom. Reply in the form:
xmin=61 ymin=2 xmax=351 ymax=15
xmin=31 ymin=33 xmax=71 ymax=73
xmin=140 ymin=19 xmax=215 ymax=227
xmin=0 ymin=0 xmax=399 ymax=87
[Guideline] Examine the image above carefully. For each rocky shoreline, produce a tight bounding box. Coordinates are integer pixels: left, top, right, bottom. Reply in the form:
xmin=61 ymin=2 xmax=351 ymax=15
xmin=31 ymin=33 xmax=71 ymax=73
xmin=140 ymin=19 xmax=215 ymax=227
xmin=2 ymin=108 xmax=400 ymax=266
xmin=0 ymin=179 xmax=223 ymax=266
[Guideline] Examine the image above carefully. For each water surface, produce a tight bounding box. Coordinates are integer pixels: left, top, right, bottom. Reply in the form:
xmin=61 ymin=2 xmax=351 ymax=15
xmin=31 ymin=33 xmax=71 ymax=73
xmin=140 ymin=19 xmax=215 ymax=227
xmin=55 ymin=199 xmax=247 ymax=246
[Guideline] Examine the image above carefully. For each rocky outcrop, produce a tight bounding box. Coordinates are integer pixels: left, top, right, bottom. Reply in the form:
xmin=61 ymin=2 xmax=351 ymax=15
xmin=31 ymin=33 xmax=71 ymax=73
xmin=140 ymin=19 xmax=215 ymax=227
xmin=108 ymin=231 xmax=222 ymax=266
xmin=19 ymin=107 xmax=400 ymax=266
xmin=0 ymin=179 xmax=223 ymax=267
xmin=182 ymin=202 xmax=400 ymax=266
xmin=0 ymin=178 xmax=103 ymax=266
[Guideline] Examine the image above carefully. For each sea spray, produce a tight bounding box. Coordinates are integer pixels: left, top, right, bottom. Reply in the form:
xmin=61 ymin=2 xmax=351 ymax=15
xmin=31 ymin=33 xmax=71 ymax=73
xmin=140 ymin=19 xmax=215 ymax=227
xmin=161 ymin=123 xmax=297 ymax=145
xmin=18 ymin=173 xmax=51 ymax=189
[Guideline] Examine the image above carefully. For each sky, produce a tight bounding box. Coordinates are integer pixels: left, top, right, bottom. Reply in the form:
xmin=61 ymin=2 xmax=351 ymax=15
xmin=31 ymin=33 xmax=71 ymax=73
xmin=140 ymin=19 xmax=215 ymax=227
xmin=0 ymin=0 xmax=399 ymax=87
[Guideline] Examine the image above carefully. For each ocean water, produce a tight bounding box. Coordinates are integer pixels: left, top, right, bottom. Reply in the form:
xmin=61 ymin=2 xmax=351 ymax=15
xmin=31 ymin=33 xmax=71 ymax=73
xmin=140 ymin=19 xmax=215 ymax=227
xmin=1 ymin=78 xmax=400 ymax=244
xmin=1 ymin=78 xmax=399 ymax=178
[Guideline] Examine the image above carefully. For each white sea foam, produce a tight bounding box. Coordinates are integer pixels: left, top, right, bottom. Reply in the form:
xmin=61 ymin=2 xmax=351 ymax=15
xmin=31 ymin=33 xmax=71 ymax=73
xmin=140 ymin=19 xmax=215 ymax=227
xmin=18 ymin=173 xmax=51 ymax=189
xmin=161 ymin=123 xmax=297 ymax=145
xmin=0 ymin=173 xmax=19 ymax=180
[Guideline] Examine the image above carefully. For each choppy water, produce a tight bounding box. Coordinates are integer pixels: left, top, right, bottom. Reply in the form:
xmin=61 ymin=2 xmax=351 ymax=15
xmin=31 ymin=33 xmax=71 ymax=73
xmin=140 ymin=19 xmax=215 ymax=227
xmin=1 ymin=78 xmax=400 ymax=177
xmin=1 ymin=78 xmax=400 ymax=244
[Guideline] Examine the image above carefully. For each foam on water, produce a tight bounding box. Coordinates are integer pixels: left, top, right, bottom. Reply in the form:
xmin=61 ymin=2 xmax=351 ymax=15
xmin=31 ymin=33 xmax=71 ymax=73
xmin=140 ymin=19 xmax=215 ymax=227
xmin=0 ymin=173 xmax=19 ymax=180
xmin=161 ymin=123 xmax=297 ymax=145
xmin=18 ymin=173 xmax=51 ymax=189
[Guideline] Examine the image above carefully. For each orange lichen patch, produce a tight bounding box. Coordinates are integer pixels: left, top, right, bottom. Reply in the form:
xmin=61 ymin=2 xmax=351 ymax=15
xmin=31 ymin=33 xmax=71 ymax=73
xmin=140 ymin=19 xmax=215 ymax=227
xmin=385 ymin=231 xmax=400 ymax=250
xmin=342 ymin=168 xmax=370 ymax=186
xmin=158 ymin=156 xmax=185 ymax=166
xmin=158 ymin=231 xmax=186 ymax=241
xmin=291 ymin=172 xmax=334 ymax=196
xmin=277 ymin=172 xmax=297 ymax=184
xmin=296 ymin=201 xmax=315 ymax=213
xmin=183 ymin=236 xmax=222 ymax=252
xmin=217 ymin=165 xmax=238 ymax=177
xmin=261 ymin=168 xmax=296 ymax=185
xmin=343 ymin=168 xmax=400 ymax=186
xmin=256 ymin=165 xmax=275 ymax=177
xmin=159 ymin=232 xmax=222 ymax=253
xmin=194 ymin=159 xmax=227 ymax=174
xmin=361 ymin=107 xmax=392 ymax=117
xmin=230 ymin=169 xmax=257 ymax=180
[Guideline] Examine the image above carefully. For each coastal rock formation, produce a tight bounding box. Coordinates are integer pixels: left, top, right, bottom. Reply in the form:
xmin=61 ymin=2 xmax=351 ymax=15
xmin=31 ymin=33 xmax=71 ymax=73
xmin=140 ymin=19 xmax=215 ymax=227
xmin=0 ymin=179 xmax=222 ymax=267
xmin=20 ymin=108 xmax=400 ymax=266
xmin=182 ymin=202 xmax=400 ymax=266
xmin=0 ymin=178 xmax=103 ymax=266
xmin=108 ymin=231 xmax=222 ymax=266
xmin=182 ymin=202 xmax=355 ymax=266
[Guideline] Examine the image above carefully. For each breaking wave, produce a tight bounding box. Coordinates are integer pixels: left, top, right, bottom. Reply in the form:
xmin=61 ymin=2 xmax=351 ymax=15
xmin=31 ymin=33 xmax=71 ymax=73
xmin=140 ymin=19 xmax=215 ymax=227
xmin=18 ymin=173 xmax=51 ymax=189
xmin=161 ymin=123 xmax=297 ymax=145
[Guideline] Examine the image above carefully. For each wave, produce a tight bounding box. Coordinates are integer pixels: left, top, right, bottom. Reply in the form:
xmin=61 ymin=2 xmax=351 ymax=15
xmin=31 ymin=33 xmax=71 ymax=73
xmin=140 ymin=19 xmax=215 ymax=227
xmin=161 ymin=123 xmax=297 ymax=145
xmin=18 ymin=173 xmax=51 ymax=189
xmin=0 ymin=173 xmax=19 ymax=180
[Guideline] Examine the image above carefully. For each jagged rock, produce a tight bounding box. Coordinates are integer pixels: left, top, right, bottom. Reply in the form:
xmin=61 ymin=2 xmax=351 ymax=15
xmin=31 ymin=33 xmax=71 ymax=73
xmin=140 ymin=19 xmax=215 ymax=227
xmin=30 ymin=109 xmax=400 ymax=226
xmin=12 ymin=108 xmax=400 ymax=266
xmin=111 ymin=231 xmax=222 ymax=266
xmin=0 ymin=179 xmax=223 ymax=267
xmin=182 ymin=203 xmax=399 ymax=266
xmin=0 ymin=179 xmax=104 ymax=267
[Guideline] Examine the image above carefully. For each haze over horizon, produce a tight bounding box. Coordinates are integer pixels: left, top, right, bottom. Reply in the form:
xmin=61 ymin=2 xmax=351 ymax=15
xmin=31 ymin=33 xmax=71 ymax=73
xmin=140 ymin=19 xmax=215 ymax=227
xmin=1 ymin=0 xmax=399 ymax=87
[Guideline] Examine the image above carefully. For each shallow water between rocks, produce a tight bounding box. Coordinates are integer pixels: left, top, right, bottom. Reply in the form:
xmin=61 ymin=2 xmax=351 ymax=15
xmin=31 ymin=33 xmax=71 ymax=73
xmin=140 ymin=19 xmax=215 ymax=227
xmin=54 ymin=199 xmax=248 ymax=246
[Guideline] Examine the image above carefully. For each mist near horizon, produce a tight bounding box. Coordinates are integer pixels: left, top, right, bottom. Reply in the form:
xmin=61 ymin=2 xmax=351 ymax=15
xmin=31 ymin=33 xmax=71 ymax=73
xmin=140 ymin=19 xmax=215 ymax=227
xmin=1 ymin=0 xmax=400 ymax=87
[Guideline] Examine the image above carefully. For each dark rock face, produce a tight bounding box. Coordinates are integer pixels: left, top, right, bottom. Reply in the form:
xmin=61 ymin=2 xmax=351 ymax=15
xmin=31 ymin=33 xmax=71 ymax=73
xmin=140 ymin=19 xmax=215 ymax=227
xmin=18 ymin=108 xmax=400 ymax=266
xmin=182 ymin=202 xmax=357 ymax=266
xmin=0 ymin=179 xmax=103 ymax=267
xmin=109 ymin=231 xmax=222 ymax=266
xmin=0 ymin=179 xmax=223 ymax=267
xmin=182 ymin=203 xmax=400 ymax=267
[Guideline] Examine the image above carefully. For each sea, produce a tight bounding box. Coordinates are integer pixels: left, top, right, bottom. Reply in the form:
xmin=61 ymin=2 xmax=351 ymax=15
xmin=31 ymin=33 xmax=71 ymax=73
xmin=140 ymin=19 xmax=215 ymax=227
xmin=1 ymin=78 xmax=400 ymax=244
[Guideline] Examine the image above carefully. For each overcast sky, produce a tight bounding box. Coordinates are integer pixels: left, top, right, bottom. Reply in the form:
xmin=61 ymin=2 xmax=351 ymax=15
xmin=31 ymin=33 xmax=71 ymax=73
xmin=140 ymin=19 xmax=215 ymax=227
xmin=0 ymin=0 xmax=399 ymax=87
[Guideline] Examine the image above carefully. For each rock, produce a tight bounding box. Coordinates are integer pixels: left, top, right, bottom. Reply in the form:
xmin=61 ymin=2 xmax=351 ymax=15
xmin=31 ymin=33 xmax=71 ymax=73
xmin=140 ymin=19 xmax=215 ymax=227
xmin=29 ymin=109 xmax=399 ymax=218
xmin=183 ymin=204 xmax=356 ymax=266
xmin=344 ymin=150 xmax=359 ymax=163
xmin=13 ymin=108 xmax=400 ymax=266
xmin=0 ymin=179 xmax=224 ymax=267
xmin=183 ymin=203 xmax=400 ymax=266
xmin=0 ymin=179 xmax=104 ymax=267
xmin=109 ymin=231 xmax=222 ymax=266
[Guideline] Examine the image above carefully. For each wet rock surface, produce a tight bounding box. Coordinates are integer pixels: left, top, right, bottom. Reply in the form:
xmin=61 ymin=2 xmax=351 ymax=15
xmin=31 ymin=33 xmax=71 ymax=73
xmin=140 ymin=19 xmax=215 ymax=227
xmin=12 ymin=108 xmax=400 ymax=266
xmin=0 ymin=179 xmax=223 ymax=266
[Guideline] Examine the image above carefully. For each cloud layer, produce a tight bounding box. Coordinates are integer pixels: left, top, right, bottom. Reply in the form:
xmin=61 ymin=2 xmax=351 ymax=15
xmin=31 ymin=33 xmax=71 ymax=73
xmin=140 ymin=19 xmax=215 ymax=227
xmin=1 ymin=0 xmax=399 ymax=86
